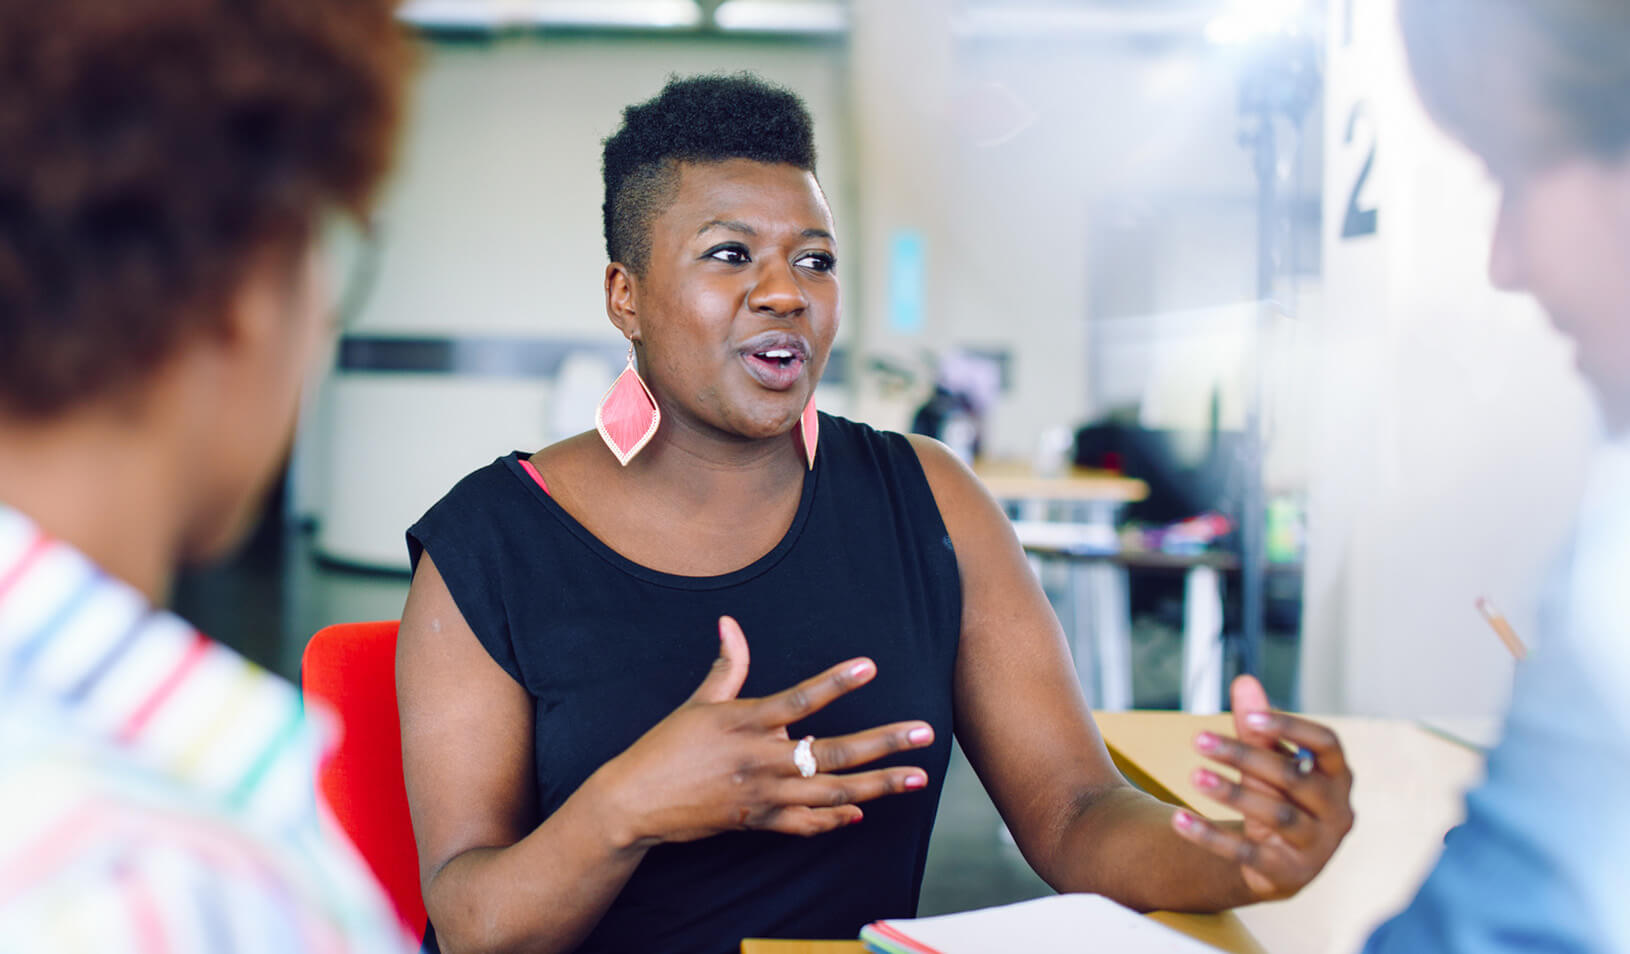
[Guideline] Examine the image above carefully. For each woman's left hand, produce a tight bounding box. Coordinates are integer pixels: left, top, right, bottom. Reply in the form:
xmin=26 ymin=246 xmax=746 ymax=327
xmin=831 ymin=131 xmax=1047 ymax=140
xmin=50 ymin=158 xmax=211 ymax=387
xmin=1170 ymin=675 xmax=1356 ymax=902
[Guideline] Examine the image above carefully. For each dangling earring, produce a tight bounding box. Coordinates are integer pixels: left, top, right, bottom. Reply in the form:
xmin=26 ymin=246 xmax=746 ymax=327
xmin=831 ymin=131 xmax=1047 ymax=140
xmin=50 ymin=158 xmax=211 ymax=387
xmin=596 ymin=343 xmax=660 ymax=466
xmin=795 ymin=397 xmax=818 ymax=470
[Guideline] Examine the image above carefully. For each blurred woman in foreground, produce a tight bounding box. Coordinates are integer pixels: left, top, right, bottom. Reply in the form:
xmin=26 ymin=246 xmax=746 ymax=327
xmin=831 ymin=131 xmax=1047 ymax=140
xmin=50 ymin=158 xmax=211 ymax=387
xmin=1365 ymin=2 xmax=1630 ymax=950
xmin=0 ymin=1 xmax=412 ymax=948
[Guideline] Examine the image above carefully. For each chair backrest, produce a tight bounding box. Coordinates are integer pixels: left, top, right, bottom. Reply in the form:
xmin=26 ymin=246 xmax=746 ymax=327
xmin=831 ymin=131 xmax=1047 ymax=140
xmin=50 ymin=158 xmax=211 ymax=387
xmin=301 ymin=620 xmax=426 ymax=938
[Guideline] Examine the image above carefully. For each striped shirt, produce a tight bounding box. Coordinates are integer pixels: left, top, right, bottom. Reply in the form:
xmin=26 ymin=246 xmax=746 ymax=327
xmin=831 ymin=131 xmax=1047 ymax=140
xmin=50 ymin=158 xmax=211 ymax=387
xmin=0 ymin=504 xmax=412 ymax=953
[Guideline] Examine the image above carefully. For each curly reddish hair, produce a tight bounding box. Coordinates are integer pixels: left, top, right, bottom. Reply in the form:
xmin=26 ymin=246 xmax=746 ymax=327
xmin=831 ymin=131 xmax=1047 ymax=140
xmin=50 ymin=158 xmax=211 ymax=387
xmin=0 ymin=0 xmax=412 ymax=417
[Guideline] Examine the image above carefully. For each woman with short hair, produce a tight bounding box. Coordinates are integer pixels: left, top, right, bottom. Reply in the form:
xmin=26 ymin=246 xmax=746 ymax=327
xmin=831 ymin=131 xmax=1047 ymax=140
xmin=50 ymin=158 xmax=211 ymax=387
xmin=399 ymin=73 xmax=1356 ymax=954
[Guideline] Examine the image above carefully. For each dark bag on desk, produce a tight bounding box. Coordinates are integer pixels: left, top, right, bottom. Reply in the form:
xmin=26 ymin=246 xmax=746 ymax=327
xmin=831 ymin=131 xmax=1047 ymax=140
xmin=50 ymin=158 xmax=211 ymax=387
xmin=1073 ymin=424 xmax=1240 ymax=525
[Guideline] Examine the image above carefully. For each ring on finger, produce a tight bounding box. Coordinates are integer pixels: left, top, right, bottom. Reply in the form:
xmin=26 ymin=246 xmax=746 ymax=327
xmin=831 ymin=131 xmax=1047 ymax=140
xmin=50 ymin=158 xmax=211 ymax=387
xmin=793 ymin=735 xmax=818 ymax=778
xmin=1293 ymin=746 xmax=1316 ymax=777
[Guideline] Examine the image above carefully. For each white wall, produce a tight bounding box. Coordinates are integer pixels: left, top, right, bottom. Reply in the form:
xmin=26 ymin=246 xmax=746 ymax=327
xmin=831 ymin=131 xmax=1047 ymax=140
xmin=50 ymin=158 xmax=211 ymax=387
xmin=292 ymin=34 xmax=853 ymax=561
xmin=361 ymin=35 xmax=853 ymax=338
xmin=1301 ymin=0 xmax=1596 ymax=719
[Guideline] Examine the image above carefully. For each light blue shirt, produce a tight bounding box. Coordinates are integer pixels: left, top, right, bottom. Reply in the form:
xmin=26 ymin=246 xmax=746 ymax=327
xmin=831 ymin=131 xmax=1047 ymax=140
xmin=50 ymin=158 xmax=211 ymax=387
xmin=1364 ymin=441 xmax=1630 ymax=952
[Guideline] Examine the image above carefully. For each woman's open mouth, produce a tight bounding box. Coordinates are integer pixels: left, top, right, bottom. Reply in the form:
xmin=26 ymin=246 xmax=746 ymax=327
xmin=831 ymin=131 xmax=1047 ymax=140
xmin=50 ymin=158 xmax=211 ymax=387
xmin=741 ymin=349 xmax=805 ymax=390
xmin=738 ymin=335 xmax=810 ymax=391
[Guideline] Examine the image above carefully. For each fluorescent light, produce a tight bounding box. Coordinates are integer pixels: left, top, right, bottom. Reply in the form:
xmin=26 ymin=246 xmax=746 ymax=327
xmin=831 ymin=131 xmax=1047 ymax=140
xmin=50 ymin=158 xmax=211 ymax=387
xmin=713 ymin=0 xmax=847 ymax=34
xmin=533 ymin=0 xmax=701 ymax=29
xmin=398 ymin=0 xmax=703 ymax=31
xmin=1205 ymin=0 xmax=1309 ymax=46
xmin=956 ymin=7 xmax=1214 ymax=39
xmin=398 ymin=0 xmax=514 ymax=29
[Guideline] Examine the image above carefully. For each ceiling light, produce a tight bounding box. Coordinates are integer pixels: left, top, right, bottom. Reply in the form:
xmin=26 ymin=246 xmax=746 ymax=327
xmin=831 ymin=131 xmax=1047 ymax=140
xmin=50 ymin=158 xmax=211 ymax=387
xmin=398 ymin=0 xmax=703 ymax=31
xmin=713 ymin=0 xmax=846 ymax=34
xmin=1205 ymin=0 xmax=1309 ymax=46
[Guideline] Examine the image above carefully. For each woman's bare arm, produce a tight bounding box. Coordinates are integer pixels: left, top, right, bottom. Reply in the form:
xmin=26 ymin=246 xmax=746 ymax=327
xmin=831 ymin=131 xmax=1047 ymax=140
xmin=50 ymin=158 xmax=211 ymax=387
xmin=909 ymin=435 xmax=1350 ymax=912
xmin=398 ymin=554 xmax=648 ymax=953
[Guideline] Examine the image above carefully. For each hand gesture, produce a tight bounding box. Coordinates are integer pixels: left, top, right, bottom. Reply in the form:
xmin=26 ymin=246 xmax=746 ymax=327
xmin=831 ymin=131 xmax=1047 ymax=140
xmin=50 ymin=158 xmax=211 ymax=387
xmin=596 ymin=616 xmax=935 ymax=847
xmin=1169 ymin=675 xmax=1356 ymax=901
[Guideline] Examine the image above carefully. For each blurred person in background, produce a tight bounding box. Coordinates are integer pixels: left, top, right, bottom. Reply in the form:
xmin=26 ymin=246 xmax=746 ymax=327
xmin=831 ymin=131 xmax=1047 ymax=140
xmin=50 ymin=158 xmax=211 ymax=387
xmin=397 ymin=73 xmax=1355 ymax=954
xmin=1365 ymin=1 xmax=1630 ymax=950
xmin=0 ymin=0 xmax=414 ymax=948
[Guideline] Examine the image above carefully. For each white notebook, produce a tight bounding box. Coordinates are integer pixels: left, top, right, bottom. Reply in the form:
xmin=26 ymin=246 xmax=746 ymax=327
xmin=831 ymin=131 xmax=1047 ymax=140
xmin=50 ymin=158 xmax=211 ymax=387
xmin=860 ymin=894 xmax=1222 ymax=954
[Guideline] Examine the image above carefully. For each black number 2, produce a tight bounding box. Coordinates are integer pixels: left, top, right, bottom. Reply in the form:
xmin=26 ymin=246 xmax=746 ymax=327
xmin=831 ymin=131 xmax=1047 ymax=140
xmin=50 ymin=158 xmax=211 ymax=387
xmin=1342 ymin=101 xmax=1379 ymax=239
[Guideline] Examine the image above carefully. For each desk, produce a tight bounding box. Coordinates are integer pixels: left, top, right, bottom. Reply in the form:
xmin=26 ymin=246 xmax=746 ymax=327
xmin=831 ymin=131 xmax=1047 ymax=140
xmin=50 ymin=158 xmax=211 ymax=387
xmin=1415 ymin=714 xmax=1500 ymax=752
xmin=974 ymin=463 xmax=1151 ymax=507
xmin=1010 ymin=521 xmax=1238 ymax=714
xmin=745 ymin=713 xmax=1477 ymax=954
xmin=975 ymin=464 xmax=1148 ymax=557
xmin=973 ymin=466 xmax=1146 ymax=713
xmin=1093 ymin=711 xmax=1487 ymax=954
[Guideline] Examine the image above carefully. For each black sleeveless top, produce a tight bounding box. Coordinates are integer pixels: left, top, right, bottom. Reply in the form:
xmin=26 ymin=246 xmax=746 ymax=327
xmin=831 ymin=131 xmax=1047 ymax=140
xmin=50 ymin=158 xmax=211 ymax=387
xmin=406 ymin=415 xmax=962 ymax=953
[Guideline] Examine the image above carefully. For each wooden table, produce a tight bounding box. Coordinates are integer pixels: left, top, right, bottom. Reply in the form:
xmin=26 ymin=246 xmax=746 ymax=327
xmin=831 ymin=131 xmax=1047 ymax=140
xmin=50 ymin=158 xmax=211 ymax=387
xmin=1092 ymin=710 xmax=1487 ymax=954
xmin=972 ymin=464 xmax=1148 ymax=712
xmin=973 ymin=463 xmax=1150 ymax=507
xmin=1008 ymin=529 xmax=1241 ymax=713
xmin=1415 ymin=714 xmax=1500 ymax=752
xmin=743 ymin=714 xmax=1483 ymax=954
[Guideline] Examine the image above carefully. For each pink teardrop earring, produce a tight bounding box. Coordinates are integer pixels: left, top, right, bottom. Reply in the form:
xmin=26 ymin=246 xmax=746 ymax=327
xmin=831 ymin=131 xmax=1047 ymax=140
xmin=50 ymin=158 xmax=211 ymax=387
xmin=596 ymin=342 xmax=661 ymax=466
xmin=795 ymin=397 xmax=818 ymax=470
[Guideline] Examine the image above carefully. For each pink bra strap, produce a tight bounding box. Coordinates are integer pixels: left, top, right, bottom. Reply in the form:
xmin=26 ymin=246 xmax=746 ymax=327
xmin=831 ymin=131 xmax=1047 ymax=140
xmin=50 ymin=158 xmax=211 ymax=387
xmin=518 ymin=458 xmax=551 ymax=496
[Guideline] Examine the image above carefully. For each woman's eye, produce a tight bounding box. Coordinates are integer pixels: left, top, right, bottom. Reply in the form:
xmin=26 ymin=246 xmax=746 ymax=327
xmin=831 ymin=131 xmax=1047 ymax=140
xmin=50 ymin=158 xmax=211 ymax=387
xmin=706 ymin=244 xmax=750 ymax=264
xmin=795 ymin=252 xmax=836 ymax=272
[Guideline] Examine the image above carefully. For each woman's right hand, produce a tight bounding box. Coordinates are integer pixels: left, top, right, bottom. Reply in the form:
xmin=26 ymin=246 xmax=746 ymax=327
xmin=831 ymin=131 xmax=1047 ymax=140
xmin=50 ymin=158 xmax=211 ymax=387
xmin=588 ymin=615 xmax=935 ymax=848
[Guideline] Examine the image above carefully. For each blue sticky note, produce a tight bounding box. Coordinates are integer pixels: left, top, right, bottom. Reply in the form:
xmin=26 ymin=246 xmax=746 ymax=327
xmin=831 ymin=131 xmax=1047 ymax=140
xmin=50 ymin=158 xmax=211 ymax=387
xmin=888 ymin=230 xmax=926 ymax=335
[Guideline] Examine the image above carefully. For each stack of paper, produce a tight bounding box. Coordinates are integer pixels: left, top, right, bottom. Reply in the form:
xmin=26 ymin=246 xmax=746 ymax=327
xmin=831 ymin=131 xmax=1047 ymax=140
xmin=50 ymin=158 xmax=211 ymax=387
xmin=860 ymin=894 xmax=1220 ymax=954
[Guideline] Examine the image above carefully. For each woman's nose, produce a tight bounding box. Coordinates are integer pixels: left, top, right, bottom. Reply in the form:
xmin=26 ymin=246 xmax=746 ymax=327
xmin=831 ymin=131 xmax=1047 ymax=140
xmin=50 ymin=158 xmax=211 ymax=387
xmin=749 ymin=258 xmax=808 ymax=317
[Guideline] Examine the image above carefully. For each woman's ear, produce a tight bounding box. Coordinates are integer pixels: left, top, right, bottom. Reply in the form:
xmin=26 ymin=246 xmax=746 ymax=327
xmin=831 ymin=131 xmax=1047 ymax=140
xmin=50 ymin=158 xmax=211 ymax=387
xmin=211 ymin=246 xmax=320 ymax=368
xmin=605 ymin=262 xmax=640 ymax=340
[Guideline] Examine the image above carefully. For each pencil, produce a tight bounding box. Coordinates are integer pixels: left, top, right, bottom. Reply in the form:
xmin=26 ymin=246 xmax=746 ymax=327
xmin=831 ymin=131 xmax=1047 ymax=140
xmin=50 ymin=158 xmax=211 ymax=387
xmin=1475 ymin=597 xmax=1529 ymax=661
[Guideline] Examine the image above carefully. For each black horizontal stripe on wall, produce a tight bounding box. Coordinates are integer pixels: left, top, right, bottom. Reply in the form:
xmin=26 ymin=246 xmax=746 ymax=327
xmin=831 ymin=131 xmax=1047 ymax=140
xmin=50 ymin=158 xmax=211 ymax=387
xmin=338 ymin=336 xmax=852 ymax=385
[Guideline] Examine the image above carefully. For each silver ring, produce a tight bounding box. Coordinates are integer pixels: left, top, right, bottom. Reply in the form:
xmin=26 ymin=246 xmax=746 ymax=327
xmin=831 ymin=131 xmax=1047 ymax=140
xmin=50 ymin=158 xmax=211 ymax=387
xmin=793 ymin=735 xmax=818 ymax=778
xmin=1294 ymin=747 xmax=1316 ymax=777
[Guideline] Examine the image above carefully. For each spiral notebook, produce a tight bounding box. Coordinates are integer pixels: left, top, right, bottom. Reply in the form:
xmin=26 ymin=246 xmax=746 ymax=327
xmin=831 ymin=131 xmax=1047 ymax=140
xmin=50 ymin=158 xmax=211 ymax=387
xmin=860 ymin=894 xmax=1221 ymax=954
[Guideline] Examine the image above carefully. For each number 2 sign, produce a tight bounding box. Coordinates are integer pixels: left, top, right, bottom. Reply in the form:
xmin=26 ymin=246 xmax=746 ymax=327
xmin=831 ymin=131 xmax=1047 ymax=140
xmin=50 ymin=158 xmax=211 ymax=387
xmin=1341 ymin=100 xmax=1379 ymax=239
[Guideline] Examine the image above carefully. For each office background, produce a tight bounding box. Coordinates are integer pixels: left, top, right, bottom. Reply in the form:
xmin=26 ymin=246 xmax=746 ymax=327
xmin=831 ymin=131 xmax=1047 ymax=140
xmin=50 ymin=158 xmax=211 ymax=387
xmin=172 ymin=0 xmax=1595 ymax=923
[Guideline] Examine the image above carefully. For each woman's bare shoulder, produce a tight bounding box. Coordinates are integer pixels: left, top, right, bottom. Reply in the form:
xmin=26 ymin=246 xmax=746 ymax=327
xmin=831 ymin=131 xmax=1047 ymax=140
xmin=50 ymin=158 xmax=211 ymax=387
xmin=527 ymin=431 xmax=619 ymax=491
xmin=525 ymin=431 xmax=635 ymax=521
xmin=528 ymin=431 xmax=602 ymax=471
xmin=902 ymin=433 xmax=989 ymax=511
xmin=902 ymin=433 xmax=1022 ymax=554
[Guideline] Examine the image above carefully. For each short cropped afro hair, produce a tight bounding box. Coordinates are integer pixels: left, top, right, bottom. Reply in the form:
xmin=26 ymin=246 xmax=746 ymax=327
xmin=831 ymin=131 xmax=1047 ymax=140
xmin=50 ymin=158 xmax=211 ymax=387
xmin=0 ymin=0 xmax=411 ymax=418
xmin=601 ymin=73 xmax=817 ymax=273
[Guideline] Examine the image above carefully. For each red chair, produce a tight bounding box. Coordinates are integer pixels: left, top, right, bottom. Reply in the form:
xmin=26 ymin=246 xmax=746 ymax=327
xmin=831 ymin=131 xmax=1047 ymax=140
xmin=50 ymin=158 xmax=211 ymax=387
xmin=301 ymin=620 xmax=427 ymax=940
